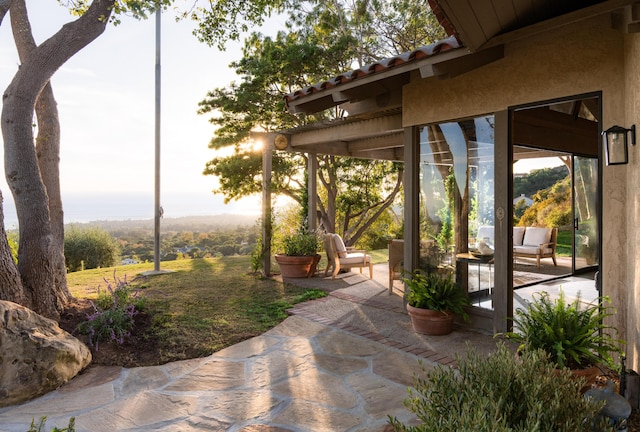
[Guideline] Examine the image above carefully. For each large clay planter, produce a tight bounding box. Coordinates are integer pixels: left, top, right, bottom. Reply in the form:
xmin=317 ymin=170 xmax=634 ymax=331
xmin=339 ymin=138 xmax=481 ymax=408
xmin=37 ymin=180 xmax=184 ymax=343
xmin=406 ymin=304 xmax=456 ymax=336
xmin=561 ymin=364 xmax=601 ymax=393
xmin=275 ymin=254 xmax=320 ymax=278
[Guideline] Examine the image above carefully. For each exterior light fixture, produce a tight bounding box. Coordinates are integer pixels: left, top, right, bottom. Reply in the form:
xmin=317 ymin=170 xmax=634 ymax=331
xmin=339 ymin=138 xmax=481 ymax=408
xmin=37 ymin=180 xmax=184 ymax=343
xmin=602 ymin=125 xmax=636 ymax=165
xmin=274 ymin=134 xmax=289 ymax=150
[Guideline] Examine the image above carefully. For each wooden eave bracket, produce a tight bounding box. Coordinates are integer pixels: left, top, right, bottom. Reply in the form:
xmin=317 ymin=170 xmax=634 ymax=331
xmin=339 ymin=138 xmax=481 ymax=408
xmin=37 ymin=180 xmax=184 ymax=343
xmin=418 ymin=44 xmax=504 ymax=79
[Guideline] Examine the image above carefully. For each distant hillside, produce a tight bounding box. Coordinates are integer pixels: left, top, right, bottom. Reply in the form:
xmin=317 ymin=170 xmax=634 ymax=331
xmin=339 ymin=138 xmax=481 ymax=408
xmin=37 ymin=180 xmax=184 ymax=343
xmin=68 ymin=214 xmax=259 ymax=233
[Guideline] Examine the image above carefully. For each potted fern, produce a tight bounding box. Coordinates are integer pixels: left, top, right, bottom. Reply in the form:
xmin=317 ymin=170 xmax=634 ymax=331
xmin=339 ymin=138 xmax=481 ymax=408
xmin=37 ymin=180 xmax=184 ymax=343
xmin=403 ymin=269 xmax=470 ymax=335
xmin=505 ymin=290 xmax=623 ymax=385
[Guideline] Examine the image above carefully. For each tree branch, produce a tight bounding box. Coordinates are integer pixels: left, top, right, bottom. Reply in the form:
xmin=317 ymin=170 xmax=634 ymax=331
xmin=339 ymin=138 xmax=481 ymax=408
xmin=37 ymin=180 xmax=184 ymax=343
xmin=0 ymin=0 xmax=13 ymax=26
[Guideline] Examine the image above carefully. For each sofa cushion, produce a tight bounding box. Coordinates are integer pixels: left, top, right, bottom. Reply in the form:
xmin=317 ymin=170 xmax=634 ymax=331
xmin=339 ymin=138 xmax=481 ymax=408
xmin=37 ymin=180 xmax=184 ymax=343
xmin=513 ymin=227 xmax=525 ymax=246
xmin=522 ymin=227 xmax=551 ymax=247
xmin=514 ymin=245 xmax=553 ymax=255
xmin=333 ymin=234 xmax=348 ymax=258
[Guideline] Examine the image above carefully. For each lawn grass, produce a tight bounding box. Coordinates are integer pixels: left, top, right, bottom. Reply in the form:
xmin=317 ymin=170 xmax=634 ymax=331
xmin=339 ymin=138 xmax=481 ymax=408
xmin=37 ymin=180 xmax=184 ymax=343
xmin=556 ymin=230 xmax=572 ymax=256
xmin=66 ymin=256 xmax=328 ymax=363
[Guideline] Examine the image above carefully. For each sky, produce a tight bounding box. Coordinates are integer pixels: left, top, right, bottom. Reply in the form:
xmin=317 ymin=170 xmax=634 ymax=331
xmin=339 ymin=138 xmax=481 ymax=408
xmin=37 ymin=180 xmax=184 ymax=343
xmin=0 ymin=1 xmax=285 ymax=227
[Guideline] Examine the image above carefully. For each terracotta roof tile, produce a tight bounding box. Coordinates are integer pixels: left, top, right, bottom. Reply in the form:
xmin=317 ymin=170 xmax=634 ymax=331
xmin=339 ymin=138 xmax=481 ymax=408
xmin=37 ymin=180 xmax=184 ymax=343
xmin=284 ymin=35 xmax=462 ymax=108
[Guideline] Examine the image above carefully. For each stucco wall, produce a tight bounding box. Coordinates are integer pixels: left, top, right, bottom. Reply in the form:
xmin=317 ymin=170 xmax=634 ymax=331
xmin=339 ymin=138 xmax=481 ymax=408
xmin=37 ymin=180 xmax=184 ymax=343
xmin=404 ymin=15 xmax=638 ymax=367
xmin=624 ymin=31 xmax=640 ymax=371
xmin=403 ymin=15 xmax=624 ymax=124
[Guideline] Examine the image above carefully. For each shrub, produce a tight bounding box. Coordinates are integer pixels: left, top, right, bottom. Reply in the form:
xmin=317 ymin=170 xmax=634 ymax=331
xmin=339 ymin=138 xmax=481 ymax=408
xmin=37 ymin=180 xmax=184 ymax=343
xmin=64 ymin=225 xmax=120 ymax=272
xmin=388 ymin=343 xmax=612 ymax=432
xmin=280 ymin=231 xmax=319 ymax=256
xmin=76 ymin=273 xmax=143 ymax=350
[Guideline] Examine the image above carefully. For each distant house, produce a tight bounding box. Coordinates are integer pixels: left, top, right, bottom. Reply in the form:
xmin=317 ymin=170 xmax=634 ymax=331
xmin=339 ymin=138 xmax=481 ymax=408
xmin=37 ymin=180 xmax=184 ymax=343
xmin=513 ymin=194 xmax=534 ymax=207
xmin=177 ymin=246 xmax=201 ymax=254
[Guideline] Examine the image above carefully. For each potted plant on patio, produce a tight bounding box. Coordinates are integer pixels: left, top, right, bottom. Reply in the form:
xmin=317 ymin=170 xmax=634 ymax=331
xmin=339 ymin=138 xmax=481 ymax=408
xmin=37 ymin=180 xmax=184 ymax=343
xmin=403 ymin=268 xmax=470 ymax=335
xmin=505 ymin=290 xmax=624 ymax=387
xmin=274 ymin=230 xmax=320 ymax=278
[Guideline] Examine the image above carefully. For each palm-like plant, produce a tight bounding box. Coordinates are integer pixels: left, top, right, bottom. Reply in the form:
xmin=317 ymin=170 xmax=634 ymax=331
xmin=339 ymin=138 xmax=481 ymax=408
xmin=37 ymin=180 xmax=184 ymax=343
xmin=506 ymin=291 xmax=623 ymax=370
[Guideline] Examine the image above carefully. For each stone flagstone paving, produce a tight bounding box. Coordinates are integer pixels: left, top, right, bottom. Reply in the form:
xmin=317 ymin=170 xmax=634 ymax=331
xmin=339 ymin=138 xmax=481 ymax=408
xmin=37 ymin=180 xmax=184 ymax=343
xmin=0 ymin=265 xmax=502 ymax=431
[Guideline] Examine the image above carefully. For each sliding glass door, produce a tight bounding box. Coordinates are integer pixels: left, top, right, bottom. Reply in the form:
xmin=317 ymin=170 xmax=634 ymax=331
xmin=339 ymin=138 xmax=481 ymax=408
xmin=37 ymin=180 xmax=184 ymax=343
xmin=573 ymin=156 xmax=599 ymax=272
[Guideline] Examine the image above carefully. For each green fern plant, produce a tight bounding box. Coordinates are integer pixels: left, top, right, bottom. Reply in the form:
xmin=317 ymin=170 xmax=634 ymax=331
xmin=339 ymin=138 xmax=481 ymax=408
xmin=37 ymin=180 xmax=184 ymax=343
xmin=403 ymin=269 xmax=469 ymax=320
xmin=505 ymin=290 xmax=623 ymax=369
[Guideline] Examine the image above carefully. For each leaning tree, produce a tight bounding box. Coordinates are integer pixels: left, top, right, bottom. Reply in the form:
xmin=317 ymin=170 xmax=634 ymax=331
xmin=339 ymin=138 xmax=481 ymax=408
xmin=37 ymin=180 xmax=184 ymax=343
xmin=0 ymin=0 xmax=294 ymax=318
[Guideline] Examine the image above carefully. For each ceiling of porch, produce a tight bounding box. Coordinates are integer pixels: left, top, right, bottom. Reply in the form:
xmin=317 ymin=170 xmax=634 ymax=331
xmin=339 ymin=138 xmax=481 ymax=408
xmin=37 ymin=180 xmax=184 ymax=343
xmin=284 ymin=98 xmax=599 ymax=163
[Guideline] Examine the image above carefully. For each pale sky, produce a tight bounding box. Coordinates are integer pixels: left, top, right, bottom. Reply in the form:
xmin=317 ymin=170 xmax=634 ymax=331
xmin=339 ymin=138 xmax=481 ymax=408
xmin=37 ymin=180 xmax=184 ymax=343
xmin=0 ymin=1 xmax=282 ymax=225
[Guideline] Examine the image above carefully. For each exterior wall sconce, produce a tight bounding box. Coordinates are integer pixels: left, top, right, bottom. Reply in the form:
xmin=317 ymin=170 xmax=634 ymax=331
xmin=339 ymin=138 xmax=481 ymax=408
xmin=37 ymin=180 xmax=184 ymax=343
xmin=602 ymin=125 xmax=636 ymax=165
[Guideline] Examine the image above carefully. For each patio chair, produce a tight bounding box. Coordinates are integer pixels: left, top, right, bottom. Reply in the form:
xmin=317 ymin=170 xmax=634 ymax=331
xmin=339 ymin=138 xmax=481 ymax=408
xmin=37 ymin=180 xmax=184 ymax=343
xmin=388 ymin=239 xmax=404 ymax=295
xmin=323 ymin=233 xmax=373 ymax=279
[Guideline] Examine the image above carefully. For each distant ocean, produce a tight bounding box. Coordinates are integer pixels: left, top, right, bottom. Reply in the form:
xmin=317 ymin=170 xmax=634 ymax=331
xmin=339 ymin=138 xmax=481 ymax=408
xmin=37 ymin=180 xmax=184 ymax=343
xmin=2 ymin=192 xmax=262 ymax=228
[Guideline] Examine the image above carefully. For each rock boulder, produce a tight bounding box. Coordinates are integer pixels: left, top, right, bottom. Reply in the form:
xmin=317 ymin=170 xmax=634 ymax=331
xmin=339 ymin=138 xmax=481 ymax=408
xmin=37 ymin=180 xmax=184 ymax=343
xmin=0 ymin=300 xmax=92 ymax=407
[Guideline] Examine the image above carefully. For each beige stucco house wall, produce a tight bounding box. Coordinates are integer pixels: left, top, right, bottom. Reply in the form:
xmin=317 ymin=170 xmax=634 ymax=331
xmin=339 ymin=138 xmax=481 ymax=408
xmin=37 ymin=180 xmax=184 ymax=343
xmin=624 ymin=30 xmax=640 ymax=370
xmin=403 ymin=15 xmax=640 ymax=369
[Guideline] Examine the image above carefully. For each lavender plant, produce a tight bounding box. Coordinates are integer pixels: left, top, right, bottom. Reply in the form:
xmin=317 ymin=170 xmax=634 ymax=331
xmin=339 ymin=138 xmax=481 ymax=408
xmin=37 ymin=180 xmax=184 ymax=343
xmin=77 ymin=272 xmax=144 ymax=350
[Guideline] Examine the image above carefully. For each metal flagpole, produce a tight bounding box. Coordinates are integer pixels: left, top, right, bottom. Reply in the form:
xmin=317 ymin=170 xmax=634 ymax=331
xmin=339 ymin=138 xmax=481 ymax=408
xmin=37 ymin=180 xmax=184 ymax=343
xmin=153 ymin=4 xmax=162 ymax=272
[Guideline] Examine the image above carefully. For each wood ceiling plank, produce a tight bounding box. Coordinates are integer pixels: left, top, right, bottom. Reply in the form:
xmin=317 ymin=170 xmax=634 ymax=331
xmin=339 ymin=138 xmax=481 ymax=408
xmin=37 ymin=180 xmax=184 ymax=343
xmin=491 ymin=0 xmax=519 ymax=29
xmin=470 ymin=0 xmax=503 ymax=39
xmin=438 ymin=0 xmax=489 ymax=51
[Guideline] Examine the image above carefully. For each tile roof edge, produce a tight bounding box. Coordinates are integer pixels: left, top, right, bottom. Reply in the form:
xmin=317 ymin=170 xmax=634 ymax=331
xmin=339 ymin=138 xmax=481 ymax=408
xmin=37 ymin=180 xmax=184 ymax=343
xmin=284 ymin=35 xmax=463 ymax=107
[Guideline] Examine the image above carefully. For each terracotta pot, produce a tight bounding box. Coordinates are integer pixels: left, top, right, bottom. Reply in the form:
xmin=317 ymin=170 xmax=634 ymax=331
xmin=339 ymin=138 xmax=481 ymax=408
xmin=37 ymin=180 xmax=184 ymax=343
xmin=564 ymin=364 xmax=601 ymax=392
xmin=406 ymin=304 xmax=455 ymax=336
xmin=275 ymin=254 xmax=320 ymax=278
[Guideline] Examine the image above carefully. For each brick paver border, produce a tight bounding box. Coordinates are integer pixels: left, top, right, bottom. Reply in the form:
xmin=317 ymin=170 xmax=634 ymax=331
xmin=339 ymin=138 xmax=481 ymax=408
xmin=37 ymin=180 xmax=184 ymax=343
xmin=286 ymin=292 xmax=458 ymax=368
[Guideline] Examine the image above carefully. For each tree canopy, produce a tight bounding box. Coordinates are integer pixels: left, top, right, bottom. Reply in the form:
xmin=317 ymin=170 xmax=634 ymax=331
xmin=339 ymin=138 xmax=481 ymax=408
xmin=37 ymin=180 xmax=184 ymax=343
xmin=199 ymin=0 xmax=446 ymax=243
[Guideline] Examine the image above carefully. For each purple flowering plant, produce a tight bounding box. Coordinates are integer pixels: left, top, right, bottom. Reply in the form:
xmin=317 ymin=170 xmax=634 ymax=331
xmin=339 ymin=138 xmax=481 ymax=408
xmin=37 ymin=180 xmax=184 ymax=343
xmin=77 ymin=272 xmax=145 ymax=350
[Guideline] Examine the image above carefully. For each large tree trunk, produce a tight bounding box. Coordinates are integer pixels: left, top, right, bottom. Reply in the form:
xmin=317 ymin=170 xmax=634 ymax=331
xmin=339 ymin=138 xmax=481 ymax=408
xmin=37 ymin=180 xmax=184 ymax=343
xmin=1 ymin=0 xmax=115 ymax=318
xmin=10 ymin=0 xmax=71 ymax=306
xmin=0 ymin=190 xmax=28 ymax=306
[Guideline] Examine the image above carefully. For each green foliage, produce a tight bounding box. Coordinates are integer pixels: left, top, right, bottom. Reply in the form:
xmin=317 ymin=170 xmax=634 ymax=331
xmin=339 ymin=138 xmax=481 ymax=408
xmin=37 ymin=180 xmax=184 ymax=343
xmin=250 ymin=237 xmax=264 ymax=274
xmin=7 ymin=230 xmax=18 ymax=264
xmin=357 ymin=209 xmax=402 ymax=250
xmin=404 ymin=269 xmax=469 ymax=320
xmin=64 ymin=225 xmax=120 ymax=272
xmin=506 ymin=291 xmax=623 ymax=370
xmin=513 ymin=165 xmax=569 ymax=199
xmin=27 ymin=416 xmax=75 ymax=432
xmin=435 ymin=171 xmax=455 ymax=254
xmin=281 ymin=231 xmax=319 ymax=256
xmin=199 ymin=0 xmax=433 ymax=245
xmin=518 ymin=175 xmax=571 ymax=228
xmin=76 ymin=273 xmax=143 ymax=350
xmin=513 ymin=198 xmax=529 ymax=223
xmin=388 ymin=343 xmax=611 ymax=432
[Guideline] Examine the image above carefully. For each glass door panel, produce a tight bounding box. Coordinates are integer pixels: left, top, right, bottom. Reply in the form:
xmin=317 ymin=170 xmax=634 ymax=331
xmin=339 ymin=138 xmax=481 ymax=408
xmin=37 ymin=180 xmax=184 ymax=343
xmin=573 ymin=156 xmax=599 ymax=271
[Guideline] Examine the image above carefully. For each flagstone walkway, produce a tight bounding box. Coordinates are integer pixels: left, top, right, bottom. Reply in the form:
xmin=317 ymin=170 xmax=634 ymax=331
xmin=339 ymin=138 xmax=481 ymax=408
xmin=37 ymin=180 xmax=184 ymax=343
xmin=0 ymin=265 xmax=502 ymax=432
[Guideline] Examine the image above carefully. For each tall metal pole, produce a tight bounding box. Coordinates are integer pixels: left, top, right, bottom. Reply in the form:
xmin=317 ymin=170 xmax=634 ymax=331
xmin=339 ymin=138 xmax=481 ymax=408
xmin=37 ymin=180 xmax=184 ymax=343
xmin=262 ymin=141 xmax=272 ymax=277
xmin=153 ymin=5 xmax=162 ymax=272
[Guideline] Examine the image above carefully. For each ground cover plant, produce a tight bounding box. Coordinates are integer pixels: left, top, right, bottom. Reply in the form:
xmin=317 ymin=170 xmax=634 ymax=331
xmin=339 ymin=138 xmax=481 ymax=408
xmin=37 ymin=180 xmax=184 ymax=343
xmin=62 ymin=256 xmax=327 ymax=367
xmin=389 ymin=343 xmax=613 ymax=432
